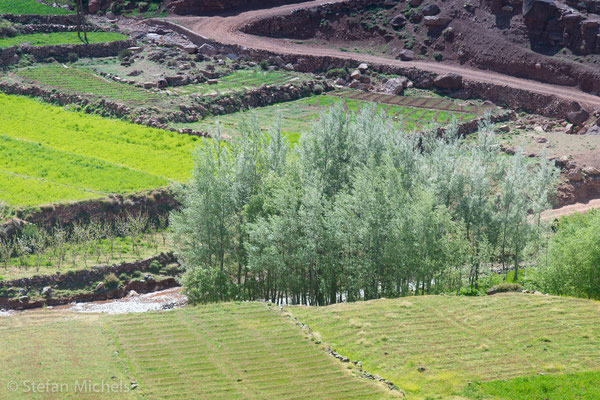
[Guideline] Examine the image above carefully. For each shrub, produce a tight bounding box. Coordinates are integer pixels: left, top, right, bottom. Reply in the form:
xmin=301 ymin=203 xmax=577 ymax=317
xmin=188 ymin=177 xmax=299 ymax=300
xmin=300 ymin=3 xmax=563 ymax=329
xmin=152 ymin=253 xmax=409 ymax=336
xmin=147 ymin=260 xmax=161 ymax=274
xmin=259 ymin=59 xmax=269 ymax=70
xmin=118 ymin=48 xmax=132 ymax=60
xmin=313 ymin=84 xmax=324 ymax=94
xmin=67 ymin=52 xmax=78 ymax=63
xmin=104 ymin=273 xmax=120 ymax=290
xmin=326 ymin=68 xmax=347 ymax=79
xmin=459 ymin=287 xmax=482 ymax=296
xmin=490 ymin=283 xmax=522 ymax=293
xmin=433 ymin=52 xmax=443 ymax=62
xmin=0 ymin=19 xmax=18 ymax=38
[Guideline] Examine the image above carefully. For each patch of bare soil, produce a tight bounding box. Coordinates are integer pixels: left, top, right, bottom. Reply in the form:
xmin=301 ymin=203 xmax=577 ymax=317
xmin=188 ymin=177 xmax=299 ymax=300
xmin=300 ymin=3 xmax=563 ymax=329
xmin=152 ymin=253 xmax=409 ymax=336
xmin=62 ymin=287 xmax=187 ymax=314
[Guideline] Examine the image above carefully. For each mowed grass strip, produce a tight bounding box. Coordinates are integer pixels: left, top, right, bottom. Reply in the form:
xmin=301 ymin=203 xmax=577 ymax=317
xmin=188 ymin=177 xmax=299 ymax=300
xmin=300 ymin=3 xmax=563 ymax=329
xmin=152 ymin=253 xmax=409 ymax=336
xmin=0 ymin=311 xmax=137 ymax=400
xmin=0 ymin=32 xmax=128 ymax=48
xmin=107 ymin=302 xmax=396 ymax=400
xmin=16 ymin=65 xmax=164 ymax=106
xmin=0 ymin=94 xmax=199 ymax=206
xmin=288 ymin=294 xmax=600 ymax=399
xmin=0 ymin=0 xmax=73 ymax=14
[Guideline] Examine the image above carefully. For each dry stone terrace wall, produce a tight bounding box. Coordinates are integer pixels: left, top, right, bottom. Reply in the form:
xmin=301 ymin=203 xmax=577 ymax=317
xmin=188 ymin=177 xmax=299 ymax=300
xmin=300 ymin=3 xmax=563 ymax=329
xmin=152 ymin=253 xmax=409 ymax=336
xmin=166 ymin=0 xmax=308 ymax=15
xmin=0 ymin=39 xmax=135 ymax=67
xmin=0 ymin=253 xmax=176 ymax=290
xmin=0 ymin=189 xmax=179 ymax=242
xmin=0 ymin=14 xmax=80 ymax=25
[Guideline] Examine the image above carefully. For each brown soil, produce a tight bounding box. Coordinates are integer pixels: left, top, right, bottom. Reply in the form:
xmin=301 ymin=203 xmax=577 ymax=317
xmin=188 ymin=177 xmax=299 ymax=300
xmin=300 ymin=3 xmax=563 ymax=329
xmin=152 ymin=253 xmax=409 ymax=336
xmin=168 ymin=0 xmax=600 ymax=111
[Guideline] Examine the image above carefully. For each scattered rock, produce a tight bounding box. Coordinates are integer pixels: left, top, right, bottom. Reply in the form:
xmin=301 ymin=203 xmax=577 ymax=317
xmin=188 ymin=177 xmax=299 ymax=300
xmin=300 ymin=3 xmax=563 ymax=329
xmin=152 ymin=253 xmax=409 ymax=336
xmin=183 ymin=44 xmax=198 ymax=54
xmin=417 ymin=365 xmax=426 ymax=372
xmin=423 ymin=16 xmax=451 ymax=28
xmin=350 ymin=70 xmax=362 ymax=81
xmin=383 ymin=77 xmax=408 ymax=95
xmin=41 ymin=286 xmax=52 ymax=297
xmin=198 ymin=43 xmax=218 ymax=56
xmin=358 ymin=63 xmax=369 ymax=73
xmin=433 ymin=73 xmax=463 ymax=90
xmin=568 ymin=168 xmax=584 ymax=182
xmin=567 ymin=109 xmax=590 ymax=125
xmin=19 ymin=295 xmax=29 ymax=303
xmin=391 ymin=14 xmax=407 ymax=29
xmin=398 ymin=49 xmax=414 ymax=61
xmin=583 ymin=166 xmax=600 ymax=176
xmin=95 ymin=282 xmax=105 ymax=291
xmin=409 ymin=0 xmax=423 ymax=6
xmin=534 ymin=136 xmax=548 ymax=143
xmin=422 ymin=3 xmax=441 ymax=16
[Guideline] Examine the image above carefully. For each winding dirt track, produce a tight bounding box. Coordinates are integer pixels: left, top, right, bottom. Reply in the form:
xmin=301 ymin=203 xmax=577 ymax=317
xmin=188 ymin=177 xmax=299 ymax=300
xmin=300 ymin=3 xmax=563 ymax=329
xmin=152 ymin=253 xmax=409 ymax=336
xmin=170 ymin=0 xmax=600 ymax=109
xmin=168 ymin=0 xmax=600 ymax=216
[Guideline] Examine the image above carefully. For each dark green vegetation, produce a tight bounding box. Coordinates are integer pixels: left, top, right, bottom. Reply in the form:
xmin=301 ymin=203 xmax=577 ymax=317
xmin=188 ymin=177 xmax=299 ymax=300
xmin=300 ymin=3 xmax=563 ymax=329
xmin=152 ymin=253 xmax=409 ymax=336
xmin=0 ymin=94 xmax=198 ymax=206
xmin=0 ymin=0 xmax=73 ymax=15
xmin=464 ymin=370 xmax=600 ymax=400
xmin=0 ymin=303 xmax=395 ymax=399
xmin=290 ymin=294 xmax=600 ymax=399
xmin=0 ymin=31 xmax=128 ymax=48
xmin=172 ymin=105 xmax=557 ymax=305
xmin=525 ymin=210 xmax=600 ymax=300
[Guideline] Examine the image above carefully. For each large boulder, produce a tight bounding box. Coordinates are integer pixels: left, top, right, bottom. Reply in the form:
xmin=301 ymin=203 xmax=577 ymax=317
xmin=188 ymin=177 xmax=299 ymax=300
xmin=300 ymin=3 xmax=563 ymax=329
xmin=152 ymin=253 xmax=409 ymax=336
xmin=422 ymin=3 xmax=441 ymax=16
xmin=383 ymin=77 xmax=409 ymax=95
xmin=523 ymin=0 xmax=560 ymax=21
xmin=398 ymin=49 xmax=414 ymax=61
xmin=433 ymin=73 xmax=463 ymax=90
xmin=391 ymin=14 xmax=407 ymax=29
xmin=423 ymin=16 xmax=451 ymax=28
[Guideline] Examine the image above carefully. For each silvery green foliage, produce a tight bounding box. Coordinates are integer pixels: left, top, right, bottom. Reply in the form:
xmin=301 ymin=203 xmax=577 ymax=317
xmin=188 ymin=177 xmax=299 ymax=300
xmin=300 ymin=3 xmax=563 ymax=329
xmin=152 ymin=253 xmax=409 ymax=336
xmin=173 ymin=104 xmax=558 ymax=304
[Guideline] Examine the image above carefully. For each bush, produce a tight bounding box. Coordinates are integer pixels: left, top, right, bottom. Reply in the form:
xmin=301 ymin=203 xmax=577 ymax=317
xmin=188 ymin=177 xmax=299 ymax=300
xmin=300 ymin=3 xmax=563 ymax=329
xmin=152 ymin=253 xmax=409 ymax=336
xmin=67 ymin=52 xmax=78 ymax=63
xmin=433 ymin=52 xmax=443 ymax=62
xmin=104 ymin=273 xmax=120 ymax=290
xmin=147 ymin=260 xmax=161 ymax=274
xmin=325 ymin=68 xmax=347 ymax=79
xmin=490 ymin=283 xmax=522 ymax=293
xmin=118 ymin=48 xmax=132 ymax=60
xmin=259 ymin=59 xmax=269 ymax=70
xmin=536 ymin=211 xmax=600 ymax=299
xmin=459 ymin=287 xmax=482 ymax=296
xmin=0 ymin=19 xmax=18 ymax=39
xmin=313 ymin=84 xmax=324 ymax=94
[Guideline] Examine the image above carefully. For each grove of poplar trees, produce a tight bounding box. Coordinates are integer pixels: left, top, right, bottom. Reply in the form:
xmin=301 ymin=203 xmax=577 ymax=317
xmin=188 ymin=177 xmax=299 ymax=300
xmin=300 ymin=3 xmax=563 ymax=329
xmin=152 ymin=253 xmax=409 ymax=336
xmin=170 ymin=104 xmax=558 ymax=305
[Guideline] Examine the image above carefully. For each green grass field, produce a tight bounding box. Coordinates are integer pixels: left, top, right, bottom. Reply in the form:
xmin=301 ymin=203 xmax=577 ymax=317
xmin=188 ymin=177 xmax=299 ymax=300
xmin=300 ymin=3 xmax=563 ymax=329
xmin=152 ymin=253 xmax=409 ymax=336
xmin=174 ymin=69 xmax=310 ymax=97
xmin=0 ymin=32 xmax=127 ymax=48
xmin=0 ymin=303 xmax=394 ymax=399
xmin=0 ymin=0 xmax=73 ymax=15
xmin=15 ymin=65 xmax=165 ymax=106
xmin=0 ymin=94 xmax=198 ymax=207
xmin=1 ymin=295 xmax=599 ymax=399
xmin=288 ymin=294 xmax=600 ymax=399
xmin=172 ymin=92 xmax=480 ymax=141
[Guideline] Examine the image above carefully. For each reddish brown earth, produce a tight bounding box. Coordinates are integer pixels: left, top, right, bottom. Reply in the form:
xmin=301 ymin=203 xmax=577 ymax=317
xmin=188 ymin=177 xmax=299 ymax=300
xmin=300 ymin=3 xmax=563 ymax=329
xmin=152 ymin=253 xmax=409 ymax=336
xmin=168 ymin=0 xmax=600 ymax=110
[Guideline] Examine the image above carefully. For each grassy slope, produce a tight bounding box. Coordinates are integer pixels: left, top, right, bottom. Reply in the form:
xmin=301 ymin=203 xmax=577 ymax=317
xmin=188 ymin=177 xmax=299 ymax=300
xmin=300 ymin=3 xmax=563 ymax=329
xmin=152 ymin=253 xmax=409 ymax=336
xmin=288 ymin=294 xmax=600 ymax=399
xmin=0 ymin=304 xmax=395 ymax=399
xmin=0 ymin=32 xmax=127 ymax=48
xmin=0 ymin=0 xmax=72 ymax=15
xmin=0 ymin=94 xmax=198 ymax=206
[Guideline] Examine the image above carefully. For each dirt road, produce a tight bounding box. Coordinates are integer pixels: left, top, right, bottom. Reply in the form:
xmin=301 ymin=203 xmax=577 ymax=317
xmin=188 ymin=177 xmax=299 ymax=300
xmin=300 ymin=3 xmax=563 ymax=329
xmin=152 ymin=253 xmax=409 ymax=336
xmin=169 ymin=0 xmax=600 ymax=109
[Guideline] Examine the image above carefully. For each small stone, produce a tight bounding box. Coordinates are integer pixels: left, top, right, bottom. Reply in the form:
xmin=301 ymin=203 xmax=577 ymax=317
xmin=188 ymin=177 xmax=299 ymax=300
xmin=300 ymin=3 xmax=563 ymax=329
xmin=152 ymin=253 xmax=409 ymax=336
xmin=534 ymin=136 xmax=548 ymax=143
xmin=41 ymin=286 xmax=52 ymax=297
xmin=568 ymin=168 xmax=584 ymax=182
xmin=19 ymin=295 xmax=29 ymax=302
xmin=497 ymin=124 xmax=510 ymax=132
xmin=583 ymin=166 xmax=600 ymax=176
xmin=501 ymin=5 xmax=513 ymax=12
xmin=350 ymin=70 xmax=362 ymax=81
xmin=95 ymin=282 xmax=105 ymax=291
xmin=358 ymin=63 xmax=369 ymax=73
xmin=417 ymin=365 xmax=426 ymax=372
xmin=398 ymin=49 xmax=414 ymax=61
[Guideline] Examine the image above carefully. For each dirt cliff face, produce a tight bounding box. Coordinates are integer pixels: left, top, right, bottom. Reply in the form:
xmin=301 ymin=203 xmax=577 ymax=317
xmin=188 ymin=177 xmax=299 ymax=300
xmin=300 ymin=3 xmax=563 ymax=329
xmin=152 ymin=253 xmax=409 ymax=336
xmin=166 ymin=0 xmax=306 ymax=15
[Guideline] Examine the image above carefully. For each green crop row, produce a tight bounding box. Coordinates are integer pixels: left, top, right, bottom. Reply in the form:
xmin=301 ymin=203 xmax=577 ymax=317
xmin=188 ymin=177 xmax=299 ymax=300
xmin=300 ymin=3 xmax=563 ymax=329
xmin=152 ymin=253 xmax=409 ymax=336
xmin=0 ymin=94 xmax=199 ymax=206
xmin=0 ymin=31 xmax=127 ymax=48
xmin=0 ymin=0 xmax=73 ymax=15
xmin=171 ymin=93 xmax=478 ymax=141
xmin=16 ymin=65 xmax=164 ymax=105
xmin=174 ymin=69 xmax=309 ymax=96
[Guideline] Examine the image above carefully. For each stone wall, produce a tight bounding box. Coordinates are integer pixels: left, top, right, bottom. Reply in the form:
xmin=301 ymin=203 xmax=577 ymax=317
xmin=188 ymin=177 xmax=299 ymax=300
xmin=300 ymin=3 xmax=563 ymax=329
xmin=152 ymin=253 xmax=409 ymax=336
xmin=0 ymin=188 xmax=179 ymax=242
xmin=166 ymin=0 xmax=308 ymax=15
xmin=0 ymin=14 xmax=80 ymax=25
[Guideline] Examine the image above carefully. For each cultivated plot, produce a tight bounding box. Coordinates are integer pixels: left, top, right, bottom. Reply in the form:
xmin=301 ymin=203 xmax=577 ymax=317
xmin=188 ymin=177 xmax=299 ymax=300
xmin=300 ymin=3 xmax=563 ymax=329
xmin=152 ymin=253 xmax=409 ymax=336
xmin=0 ymin=94 xmax=198 ymax=206
xmin=0 ymin=32 xmax=128 ymax=48
xmin=172 ymin=91 xmax=484 ymax=140
xmin=0 ymin=0 xmax=73 ymax=15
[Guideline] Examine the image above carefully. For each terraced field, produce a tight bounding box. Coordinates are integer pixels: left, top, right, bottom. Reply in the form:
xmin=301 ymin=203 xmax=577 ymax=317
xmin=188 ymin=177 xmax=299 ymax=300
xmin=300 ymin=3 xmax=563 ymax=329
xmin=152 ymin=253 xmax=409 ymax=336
xmin=289 ymin=294 xmax=600 ymax=399
xmin=173 ymin=69 xmax=310 ymax=97
xmin=0 ymin=304 xmax=394 ymax=399
xmin=15 ymin=65 xmax=165 ymax=106
xmin=0 ymin=32 xmax=127 ymax=48
xmin=0 ymin=0 xmax=72 ymax=15
xmin=172 ymin=91 xmax=484 ymax=140
xmin=0 ymin=94 xmax=198 ymax=206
